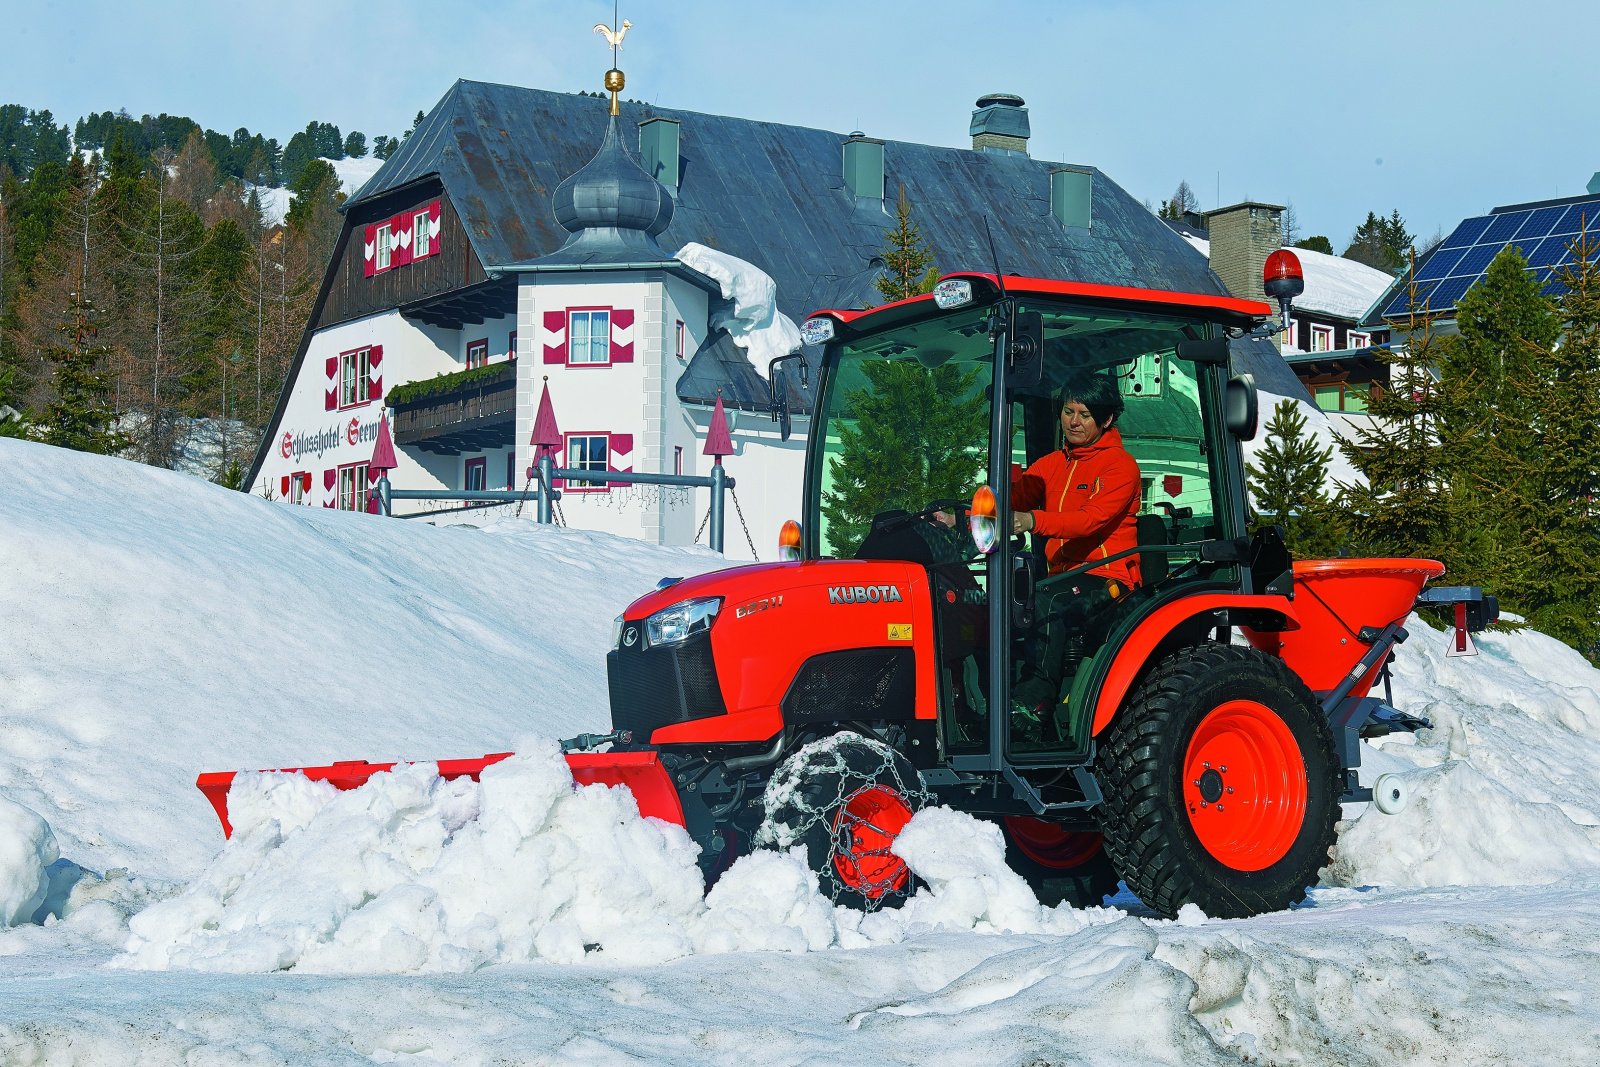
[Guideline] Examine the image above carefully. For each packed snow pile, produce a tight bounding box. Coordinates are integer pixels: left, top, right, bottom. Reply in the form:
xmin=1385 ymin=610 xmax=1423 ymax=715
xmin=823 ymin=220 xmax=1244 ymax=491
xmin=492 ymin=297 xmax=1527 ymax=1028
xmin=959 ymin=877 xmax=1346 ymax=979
xmin=0 ymin=799 xmax=57 ymax=928
xmin=0 ymin=438 xmax=727 ymax=883
xmin=675 ymin=243 xmax=803 ymax=372
xmin=1328 ymin=620 xmax=1600 ymax=887
xmin=119 ymin=741 xmax=1113 ymax=974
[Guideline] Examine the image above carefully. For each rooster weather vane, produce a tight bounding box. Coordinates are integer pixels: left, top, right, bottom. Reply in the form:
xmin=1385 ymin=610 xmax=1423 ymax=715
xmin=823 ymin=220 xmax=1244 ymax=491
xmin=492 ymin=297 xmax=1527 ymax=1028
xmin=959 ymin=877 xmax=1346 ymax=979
xmin=593 ymin=7 xmax=633 ymax=117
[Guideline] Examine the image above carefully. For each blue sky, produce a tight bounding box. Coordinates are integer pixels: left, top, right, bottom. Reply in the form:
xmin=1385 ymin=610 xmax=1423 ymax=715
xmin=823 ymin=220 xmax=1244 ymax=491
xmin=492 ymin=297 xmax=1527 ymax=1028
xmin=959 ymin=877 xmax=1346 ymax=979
xmin=6 ymin=0 xmax=1594 ymax=249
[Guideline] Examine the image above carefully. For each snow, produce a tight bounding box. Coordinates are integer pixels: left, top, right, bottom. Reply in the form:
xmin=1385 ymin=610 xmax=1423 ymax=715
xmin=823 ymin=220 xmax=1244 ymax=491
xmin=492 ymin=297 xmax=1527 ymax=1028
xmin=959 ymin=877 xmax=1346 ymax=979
xmin=674 ymin=242 xmax=803 ymax=373
xmin=0 ymin=799 xmax=57 ymax=928
xmin=3 ymin=435 xmax=1600 ymax=1064
xmin=1243 ymin=390 xmax=1366 ymax=494
xmin=1184 ymin=234 xmax=1395 ymax=320
xmin=253 ymin=156 xmax=385 ymax=226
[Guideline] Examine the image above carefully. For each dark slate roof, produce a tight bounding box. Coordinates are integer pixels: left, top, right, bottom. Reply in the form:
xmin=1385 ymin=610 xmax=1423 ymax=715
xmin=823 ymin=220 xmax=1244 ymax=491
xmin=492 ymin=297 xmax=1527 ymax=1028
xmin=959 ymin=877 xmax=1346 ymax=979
xmin=350 ymin=79 xmax=1305 ymax=400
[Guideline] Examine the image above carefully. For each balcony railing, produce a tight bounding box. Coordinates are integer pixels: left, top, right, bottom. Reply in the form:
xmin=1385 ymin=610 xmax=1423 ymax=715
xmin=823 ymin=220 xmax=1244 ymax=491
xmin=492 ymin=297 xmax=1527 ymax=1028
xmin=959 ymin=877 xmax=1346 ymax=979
xmin=391 ymin=362 xmax=517 ymax=454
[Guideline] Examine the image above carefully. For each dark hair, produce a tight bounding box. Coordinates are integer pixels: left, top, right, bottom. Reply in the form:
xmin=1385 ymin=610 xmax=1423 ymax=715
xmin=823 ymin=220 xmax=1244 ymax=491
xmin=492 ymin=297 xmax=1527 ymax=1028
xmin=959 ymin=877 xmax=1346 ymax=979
xmin=1057 ymin=374 xmax=1124 ymax=425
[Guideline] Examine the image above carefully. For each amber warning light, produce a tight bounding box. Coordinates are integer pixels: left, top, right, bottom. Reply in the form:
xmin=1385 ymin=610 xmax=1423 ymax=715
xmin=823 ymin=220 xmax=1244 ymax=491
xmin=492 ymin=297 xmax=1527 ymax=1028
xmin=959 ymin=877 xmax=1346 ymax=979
xmin=1263 ymin=249 xmax=1304 ymax=335
xmin=778 ymin=520 xmax=803 ymax=562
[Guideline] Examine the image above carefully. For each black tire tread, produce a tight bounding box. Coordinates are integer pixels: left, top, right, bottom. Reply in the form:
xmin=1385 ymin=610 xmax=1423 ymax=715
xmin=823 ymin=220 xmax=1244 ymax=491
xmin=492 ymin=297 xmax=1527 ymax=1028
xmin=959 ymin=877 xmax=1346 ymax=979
xmin=1096 ymin=643 xmax=1340 ymax=919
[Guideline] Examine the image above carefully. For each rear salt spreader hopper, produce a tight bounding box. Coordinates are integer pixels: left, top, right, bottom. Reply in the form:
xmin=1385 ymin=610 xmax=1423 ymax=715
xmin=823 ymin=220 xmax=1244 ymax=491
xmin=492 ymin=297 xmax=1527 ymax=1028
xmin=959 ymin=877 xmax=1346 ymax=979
xmin=202 ymin=266 xmax=1495 ymax=919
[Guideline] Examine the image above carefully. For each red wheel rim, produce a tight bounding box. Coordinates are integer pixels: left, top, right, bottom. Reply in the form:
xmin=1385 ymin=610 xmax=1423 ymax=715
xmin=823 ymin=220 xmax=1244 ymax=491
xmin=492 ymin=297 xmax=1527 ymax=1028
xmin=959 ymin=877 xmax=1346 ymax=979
xmin=1182 ymin=699 xmax=1307 ymax=871
xmin=831 ymin=784 xmax=915 ymax=898
xmin=1003 ymin=817 xmax=1104 ymax=870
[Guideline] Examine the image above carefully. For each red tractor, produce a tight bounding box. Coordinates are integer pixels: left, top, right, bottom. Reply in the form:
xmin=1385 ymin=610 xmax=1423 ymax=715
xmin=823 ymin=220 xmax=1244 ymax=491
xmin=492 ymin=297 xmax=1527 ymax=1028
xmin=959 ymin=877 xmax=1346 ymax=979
xmin=202 ymin=270 xmax=1493 ymax=919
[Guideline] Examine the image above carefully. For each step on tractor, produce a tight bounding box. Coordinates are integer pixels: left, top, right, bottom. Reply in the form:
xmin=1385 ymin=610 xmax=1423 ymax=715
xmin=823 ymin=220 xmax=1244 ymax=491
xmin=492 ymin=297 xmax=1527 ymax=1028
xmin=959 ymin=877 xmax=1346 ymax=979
xmin=201 ymin=264 xmax=1496 ymax=919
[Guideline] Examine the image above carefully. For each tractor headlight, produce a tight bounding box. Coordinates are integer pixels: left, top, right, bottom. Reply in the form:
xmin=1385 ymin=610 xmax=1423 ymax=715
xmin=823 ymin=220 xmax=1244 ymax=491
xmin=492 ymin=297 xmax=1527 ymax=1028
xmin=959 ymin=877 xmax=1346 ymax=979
xmin=610 ymin=613 xmax=625 ymax=650
xmin=645 ymin=596 xmax=722 ymax=647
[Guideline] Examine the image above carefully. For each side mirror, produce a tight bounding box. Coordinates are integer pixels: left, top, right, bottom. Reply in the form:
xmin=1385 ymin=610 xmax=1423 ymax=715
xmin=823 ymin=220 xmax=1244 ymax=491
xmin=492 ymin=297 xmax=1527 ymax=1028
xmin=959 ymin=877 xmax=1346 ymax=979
xmin=773 ymin=375 xmax=793 ymax=442
xmin=1176 ymin=337 xmax=1230 ymax=367
xmin=1225 ymin=373 xmax=1259 ymax=440
xmin=1007 ymin=310 xmax=1044 ymax=392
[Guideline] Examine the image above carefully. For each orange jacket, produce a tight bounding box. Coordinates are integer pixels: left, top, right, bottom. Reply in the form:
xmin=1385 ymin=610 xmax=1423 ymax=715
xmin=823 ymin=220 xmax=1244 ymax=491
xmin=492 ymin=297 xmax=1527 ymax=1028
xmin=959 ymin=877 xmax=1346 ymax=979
xmin=1012 ymin=427 xmax=1141 ymax=587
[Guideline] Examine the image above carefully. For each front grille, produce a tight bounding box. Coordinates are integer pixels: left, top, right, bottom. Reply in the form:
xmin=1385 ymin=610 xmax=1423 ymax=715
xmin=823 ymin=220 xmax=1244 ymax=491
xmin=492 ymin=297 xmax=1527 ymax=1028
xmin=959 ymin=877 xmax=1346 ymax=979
xmin=606 ymin=633 xmax=726 ymax=742
xmin=781 ymin=648 xmax=914 ymax=724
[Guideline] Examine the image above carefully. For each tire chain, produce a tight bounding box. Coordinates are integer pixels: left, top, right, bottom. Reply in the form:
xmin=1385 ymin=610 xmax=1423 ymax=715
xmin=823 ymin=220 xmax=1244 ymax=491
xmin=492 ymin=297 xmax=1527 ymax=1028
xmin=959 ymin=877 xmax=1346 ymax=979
xmin=756 ymin=733 xmax=934 ymax=910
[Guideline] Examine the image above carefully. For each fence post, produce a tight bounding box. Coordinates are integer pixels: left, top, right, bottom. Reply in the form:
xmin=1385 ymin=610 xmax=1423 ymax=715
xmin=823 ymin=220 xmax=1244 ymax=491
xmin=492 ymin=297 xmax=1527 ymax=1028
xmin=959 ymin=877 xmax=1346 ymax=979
xmin=709 ymin=461 xmax=726 ymax=553
xmin=537 ymin=452 xmax=554 ymax=525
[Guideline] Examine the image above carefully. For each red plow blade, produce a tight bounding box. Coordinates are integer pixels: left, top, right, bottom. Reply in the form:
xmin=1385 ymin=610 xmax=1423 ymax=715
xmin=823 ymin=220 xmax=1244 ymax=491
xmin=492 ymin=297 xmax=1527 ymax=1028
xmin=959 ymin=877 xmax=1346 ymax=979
xmin=197 ymin=751 xmax=685 ymax=838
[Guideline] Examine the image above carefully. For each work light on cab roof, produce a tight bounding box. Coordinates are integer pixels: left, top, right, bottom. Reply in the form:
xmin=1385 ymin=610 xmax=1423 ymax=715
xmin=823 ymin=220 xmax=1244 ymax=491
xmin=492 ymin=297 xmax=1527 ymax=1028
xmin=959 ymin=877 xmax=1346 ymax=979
xmin=800 ymin=316 xmax=835 ymax=347
xmin=932 ymin=278 xmax=974 ymax=309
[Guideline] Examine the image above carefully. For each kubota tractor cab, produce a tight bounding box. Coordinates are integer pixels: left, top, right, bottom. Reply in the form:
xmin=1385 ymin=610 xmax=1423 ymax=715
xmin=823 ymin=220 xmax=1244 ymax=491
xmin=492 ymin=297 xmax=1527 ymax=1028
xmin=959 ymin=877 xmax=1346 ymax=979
xmin=200 ymin=269 xmax=1494 ymax=920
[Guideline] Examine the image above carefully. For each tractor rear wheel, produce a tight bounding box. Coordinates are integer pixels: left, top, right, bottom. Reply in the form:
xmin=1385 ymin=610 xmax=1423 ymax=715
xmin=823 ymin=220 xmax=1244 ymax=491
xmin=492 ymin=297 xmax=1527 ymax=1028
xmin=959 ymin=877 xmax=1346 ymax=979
xmin=757 ymin=732 xmax=932 ymax=911
xmin=1097 ymin=644 xmax=1339 ymax=919
xmin=996 ymin=817 xmax=1121 ymax=909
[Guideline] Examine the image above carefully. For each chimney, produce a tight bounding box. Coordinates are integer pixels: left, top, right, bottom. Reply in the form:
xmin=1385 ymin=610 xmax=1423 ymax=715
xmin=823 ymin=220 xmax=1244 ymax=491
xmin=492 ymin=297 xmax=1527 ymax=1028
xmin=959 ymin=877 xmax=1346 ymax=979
xmin=1588 ymin=171 xmax=1600 ymax=195
xmin=639 ymin=117 xmax=681 ymax=193
xmin=1204 ymin=201 xmax=1285 ymax=303
xmin=1051 ymin=167 xmax=1092 ymax=230
xmin=970 ymin=93 xmax=1029 ymax=156
xmin=843 ymin=133 xmax=885 ymax=201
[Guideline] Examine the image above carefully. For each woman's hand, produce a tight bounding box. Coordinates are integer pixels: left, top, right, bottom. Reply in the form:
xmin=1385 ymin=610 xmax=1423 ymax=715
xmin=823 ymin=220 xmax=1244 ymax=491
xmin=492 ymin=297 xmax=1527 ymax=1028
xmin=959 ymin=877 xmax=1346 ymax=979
xmin=1011 ymin=511 xmax=1035 ymax=535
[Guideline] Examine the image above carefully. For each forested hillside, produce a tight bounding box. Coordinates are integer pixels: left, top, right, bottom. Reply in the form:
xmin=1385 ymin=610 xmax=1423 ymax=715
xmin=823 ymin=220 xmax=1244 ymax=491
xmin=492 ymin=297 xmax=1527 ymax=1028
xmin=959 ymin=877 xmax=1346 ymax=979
xmin=0 ymin=104 xmax=417 ymax=482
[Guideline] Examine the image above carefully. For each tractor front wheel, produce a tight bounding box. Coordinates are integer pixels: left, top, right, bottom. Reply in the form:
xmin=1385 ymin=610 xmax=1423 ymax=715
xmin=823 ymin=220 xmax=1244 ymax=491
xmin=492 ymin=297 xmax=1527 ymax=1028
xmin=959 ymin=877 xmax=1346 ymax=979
xmin=1097 ymin=644 xmax=1339 ymax=919
xmin=757 ymin=732 xmax=932 ymax=911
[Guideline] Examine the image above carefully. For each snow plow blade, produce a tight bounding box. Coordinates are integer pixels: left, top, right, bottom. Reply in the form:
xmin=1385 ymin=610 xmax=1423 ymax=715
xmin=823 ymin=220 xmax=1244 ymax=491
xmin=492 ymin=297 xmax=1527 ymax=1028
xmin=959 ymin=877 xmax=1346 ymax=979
xmin=197 ymin=751 xmax=686 ymax=838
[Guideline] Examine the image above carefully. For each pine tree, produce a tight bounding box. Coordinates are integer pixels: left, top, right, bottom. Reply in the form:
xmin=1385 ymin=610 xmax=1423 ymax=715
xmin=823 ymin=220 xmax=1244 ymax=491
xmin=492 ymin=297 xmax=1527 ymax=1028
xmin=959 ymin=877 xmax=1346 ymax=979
xmin=1433 ymin=246 xmax=1557 ymax=596
xmin=821 ymin=188 xmax=987 ymax=553
xmin=1343 ymin=210 xmax=1413 ymax=272
xmin=39 ymin=292 xmax=121 ymax=454
xmin=1336 ymin=268 xmax=1451 ymax=558
xmin=1295 ymin=235 xmax=1334 ymax=255
xmin=1522 ymin=231 xmax=1600 ymax=655
xmin=875 ymin=185 xmax=939 ymax=302
xmin=1158 ymin=180 xmax=1199 ymax=221
xmin=1244 ymin=399 xmax=1340 ymax=557
xmin=343 ymin=131 xmax=367 ymax=158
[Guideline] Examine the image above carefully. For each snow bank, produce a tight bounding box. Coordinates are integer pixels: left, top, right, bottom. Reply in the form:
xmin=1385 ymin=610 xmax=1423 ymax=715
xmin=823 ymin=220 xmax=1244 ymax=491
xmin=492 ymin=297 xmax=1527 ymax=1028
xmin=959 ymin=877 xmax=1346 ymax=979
xmin=1329 ymin=619 xmax=1600 ymax=887
xmin=0 ymin=438 xmax=727 ymax=883
xmin=0 ymin=799 xmax=57 ymax=928
xmin=675 ymin=243 xmax=803 ymax=372
xmin=118 ymin=744 xmax=1120 ymax=973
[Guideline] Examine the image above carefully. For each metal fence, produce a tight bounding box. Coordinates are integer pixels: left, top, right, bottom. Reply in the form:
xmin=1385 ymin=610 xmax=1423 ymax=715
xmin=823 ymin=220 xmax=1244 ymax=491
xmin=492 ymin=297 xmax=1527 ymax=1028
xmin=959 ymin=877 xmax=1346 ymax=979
xmin=372 ymin=452 xmax=738 ymax=552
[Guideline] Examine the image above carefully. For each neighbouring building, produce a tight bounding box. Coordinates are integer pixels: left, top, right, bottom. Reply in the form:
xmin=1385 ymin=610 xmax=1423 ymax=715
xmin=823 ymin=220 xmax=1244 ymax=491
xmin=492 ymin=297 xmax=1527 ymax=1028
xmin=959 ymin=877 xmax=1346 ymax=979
xmin=248 ymin=82 xmax=1304 ymax=559
xmin=1176 ymin=202 xmax=1394 ymax=440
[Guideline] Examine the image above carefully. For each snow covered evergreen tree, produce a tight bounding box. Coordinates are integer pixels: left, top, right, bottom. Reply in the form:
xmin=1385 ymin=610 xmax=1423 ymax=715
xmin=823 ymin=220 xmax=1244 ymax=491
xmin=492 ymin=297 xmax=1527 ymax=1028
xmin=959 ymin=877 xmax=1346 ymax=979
xmin=1245 ymin=399 xmax=1340 ymax=557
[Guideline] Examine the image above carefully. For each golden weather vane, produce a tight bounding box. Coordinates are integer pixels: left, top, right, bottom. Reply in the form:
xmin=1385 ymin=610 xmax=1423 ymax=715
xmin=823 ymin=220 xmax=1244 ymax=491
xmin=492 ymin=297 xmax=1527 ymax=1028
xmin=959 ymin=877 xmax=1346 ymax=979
xmin=593 ymin=5 xmax=633 ymax=117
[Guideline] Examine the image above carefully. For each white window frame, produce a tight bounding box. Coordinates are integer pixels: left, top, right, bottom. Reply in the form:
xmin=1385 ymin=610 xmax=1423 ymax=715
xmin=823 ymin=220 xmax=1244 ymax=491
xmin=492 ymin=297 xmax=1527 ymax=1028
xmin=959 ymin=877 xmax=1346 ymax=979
xmin=376 ymin=224 xmax=391 ymax=271
xmin=413 ymin=210 xmax=431 ymax=258
xmin=466 ymin=338 xmax=489 ymax=369
xmin=568 ymin=310 xmax=612 ymax=365
xmin=676 ymin=319 xmax=686 ymax=360
xmin=566 ymin=433 xmax=610 ymax=490
xmin=1311 ymin=325 xmax=1334 ymax=353
xmin=464 ymin=456 xmax=487 ymax=492
xmin=1348 ymin=330 xmax=1371 ymax=349
xmin=340 ymin=347 xmax=372 ymax=408
xmin=338 ymin=463 xmax=369 ymax=511
xmin=289 ymin=472 xmax=308 ymax=505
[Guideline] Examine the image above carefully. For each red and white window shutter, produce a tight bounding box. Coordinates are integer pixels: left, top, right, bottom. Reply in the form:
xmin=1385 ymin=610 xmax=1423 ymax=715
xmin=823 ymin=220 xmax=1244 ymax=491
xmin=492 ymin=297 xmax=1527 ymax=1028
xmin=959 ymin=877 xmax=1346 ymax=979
xmin=364 ymin=199 xmax=442 ymax=278
xmin=608 ymin=432 xmax=634 ymax=487
xmin=609 ymin=309 xmax=635 ymax=364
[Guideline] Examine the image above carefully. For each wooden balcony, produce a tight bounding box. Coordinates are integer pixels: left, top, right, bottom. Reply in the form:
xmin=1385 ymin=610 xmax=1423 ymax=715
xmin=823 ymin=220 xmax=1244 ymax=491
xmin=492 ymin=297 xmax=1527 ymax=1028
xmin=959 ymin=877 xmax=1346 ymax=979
xmin=391 ymin=362 xmax=517 ymax=455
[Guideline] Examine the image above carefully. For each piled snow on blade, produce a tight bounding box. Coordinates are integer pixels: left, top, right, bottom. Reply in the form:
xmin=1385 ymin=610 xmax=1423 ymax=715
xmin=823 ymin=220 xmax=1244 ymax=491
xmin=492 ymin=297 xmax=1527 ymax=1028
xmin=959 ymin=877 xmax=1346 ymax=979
xmin=119 ymin=744 xmax=1119 ymax=973
xmin=0 ymin=799 xmax=57 ymax=928
xmin=1329 ymin=618 xmax=1600 ymax=887
xmin=0 ymin=438 xmax=727 ymax=884
xmin=675 ymin=242 xmax=803 ymax=372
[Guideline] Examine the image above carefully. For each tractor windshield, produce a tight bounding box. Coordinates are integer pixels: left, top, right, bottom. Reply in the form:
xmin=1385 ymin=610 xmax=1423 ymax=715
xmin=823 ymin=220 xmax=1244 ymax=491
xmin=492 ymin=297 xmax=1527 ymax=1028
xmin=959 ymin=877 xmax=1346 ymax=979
xmin=813 ymin=305 xmax=996 ymax=558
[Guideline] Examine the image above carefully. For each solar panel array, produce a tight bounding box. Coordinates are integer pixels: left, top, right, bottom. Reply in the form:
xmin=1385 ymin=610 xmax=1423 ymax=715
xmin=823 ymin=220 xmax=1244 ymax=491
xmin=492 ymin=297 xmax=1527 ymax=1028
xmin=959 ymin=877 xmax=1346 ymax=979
xmin=1379 ymin=196 xmax=1600 ymax=319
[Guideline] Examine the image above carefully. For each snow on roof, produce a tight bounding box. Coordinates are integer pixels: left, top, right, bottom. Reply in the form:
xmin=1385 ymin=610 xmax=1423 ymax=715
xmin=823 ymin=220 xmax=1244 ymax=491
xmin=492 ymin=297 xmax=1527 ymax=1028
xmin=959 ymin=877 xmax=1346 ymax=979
xmin=1183 ymin=235 xmax=1395 ymax=321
